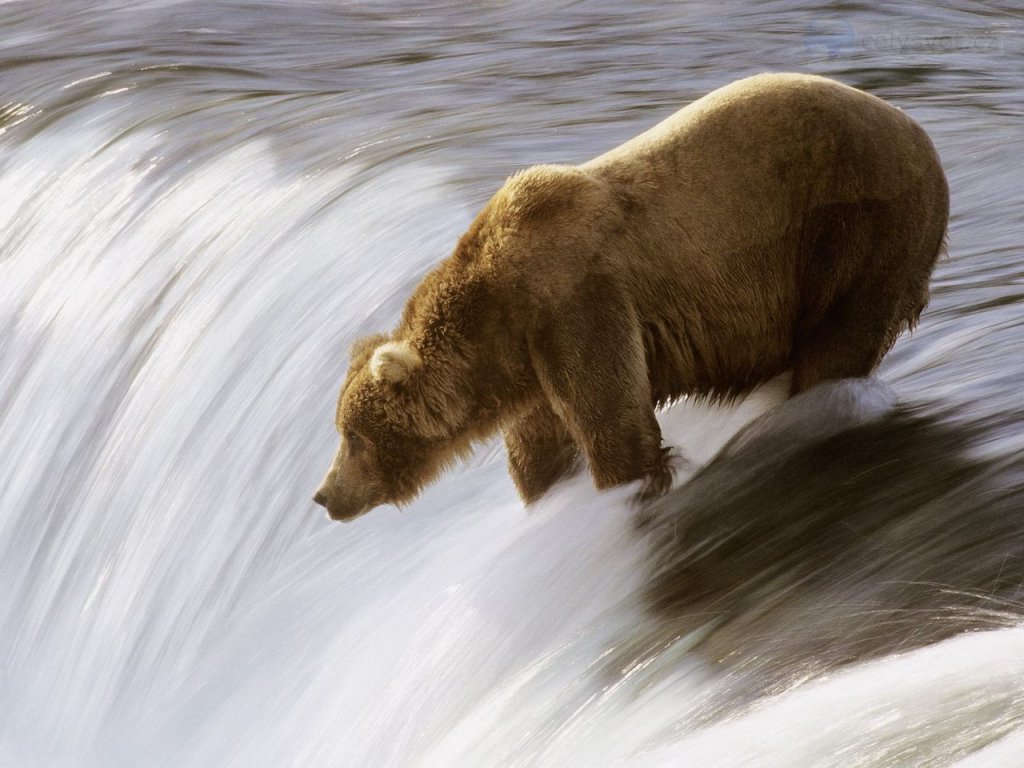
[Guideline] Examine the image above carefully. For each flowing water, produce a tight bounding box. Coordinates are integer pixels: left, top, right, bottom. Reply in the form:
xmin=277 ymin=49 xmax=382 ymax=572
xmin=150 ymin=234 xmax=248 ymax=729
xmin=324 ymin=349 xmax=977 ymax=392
xmin=1 ymin=1 xmax=1023 ymax=766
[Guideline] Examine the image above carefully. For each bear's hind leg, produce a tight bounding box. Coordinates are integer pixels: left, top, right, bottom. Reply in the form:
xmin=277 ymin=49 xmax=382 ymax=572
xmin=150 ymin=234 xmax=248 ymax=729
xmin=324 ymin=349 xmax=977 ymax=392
xmin=791 ymin=280 xmax=910 ymax=394
xmin=503 ymin=400 xmax=581 ymax=504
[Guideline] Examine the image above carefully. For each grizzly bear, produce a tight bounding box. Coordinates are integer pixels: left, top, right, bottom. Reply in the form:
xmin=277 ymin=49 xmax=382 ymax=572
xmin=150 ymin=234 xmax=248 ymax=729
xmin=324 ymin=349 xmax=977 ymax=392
xmin=313 ymin=72 xmax=948 ymax=522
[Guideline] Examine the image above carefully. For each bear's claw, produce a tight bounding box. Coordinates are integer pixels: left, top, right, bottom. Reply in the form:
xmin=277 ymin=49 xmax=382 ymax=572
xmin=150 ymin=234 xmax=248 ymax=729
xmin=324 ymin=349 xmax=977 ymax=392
xmin=634 ymin=446 xmax=677 ymax=503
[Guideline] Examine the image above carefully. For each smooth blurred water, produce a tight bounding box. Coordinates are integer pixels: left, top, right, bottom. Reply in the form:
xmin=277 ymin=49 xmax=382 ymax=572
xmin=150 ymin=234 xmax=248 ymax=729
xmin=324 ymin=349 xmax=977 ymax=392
xmin=1 ymin=2 xmax=1022 ymax=766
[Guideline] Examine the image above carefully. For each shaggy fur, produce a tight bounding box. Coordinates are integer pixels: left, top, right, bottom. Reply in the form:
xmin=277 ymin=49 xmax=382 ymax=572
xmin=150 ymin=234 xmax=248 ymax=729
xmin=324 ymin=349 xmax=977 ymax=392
xmin=314 ymin=73 xmax=949 ymax=521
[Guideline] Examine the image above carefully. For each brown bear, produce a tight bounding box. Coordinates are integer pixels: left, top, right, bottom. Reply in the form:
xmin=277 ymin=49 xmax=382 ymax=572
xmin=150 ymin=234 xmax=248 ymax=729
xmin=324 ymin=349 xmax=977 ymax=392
xmin=313 ymin=72 xmax=949 ymax=522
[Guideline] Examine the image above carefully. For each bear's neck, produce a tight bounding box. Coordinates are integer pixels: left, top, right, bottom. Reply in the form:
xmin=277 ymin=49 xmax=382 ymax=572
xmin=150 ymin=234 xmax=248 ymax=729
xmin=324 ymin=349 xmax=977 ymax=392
xmin=417 ymin=341 xmax=530 ymax=442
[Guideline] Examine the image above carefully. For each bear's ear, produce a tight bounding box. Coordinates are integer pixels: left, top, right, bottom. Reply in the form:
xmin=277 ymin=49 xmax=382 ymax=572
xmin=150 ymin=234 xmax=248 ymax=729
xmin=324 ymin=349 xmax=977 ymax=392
xmin=370 ymin=340 xmax=422 ymax=384
xmin=349 ymin=333 xmax=388 ymax=364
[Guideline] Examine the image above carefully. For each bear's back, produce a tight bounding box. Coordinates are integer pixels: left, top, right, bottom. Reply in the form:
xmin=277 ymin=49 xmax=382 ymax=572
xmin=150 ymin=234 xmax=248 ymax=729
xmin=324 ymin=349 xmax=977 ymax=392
xmin=576 ymin=73 xmax=945 ymax=292
xmin=586 ymin=73 xmax=926 ymax=176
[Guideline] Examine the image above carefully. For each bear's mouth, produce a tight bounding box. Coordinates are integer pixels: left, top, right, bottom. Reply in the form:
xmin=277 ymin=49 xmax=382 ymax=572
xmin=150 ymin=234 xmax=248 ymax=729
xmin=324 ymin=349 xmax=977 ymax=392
xmin=325 ymin=501 xmax=374 ymax=523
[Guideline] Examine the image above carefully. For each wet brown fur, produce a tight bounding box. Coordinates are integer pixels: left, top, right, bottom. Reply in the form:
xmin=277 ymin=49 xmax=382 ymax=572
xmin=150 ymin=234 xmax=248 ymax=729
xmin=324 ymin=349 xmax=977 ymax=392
xmin=315 ymin=73 xmax=949 ymax=520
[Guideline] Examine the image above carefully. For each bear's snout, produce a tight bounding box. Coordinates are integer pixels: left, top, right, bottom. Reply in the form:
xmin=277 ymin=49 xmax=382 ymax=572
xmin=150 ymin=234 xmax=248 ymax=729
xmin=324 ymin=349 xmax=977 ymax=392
xmin=313 ymin=483 xmax=370 ymax=522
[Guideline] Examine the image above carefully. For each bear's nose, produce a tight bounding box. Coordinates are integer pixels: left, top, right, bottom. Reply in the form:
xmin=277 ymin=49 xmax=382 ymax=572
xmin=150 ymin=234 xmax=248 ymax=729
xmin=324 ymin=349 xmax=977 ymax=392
xmin=312 ymin=490 xmax=327 ymax=508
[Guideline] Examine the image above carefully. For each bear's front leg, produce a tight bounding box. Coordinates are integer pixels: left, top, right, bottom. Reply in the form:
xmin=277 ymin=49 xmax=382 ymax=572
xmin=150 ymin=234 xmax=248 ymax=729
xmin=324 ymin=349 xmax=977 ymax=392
xmin=503 ymin=400 xmax=581 ymax=503
xmin=530 ymin=276 xmax=675 ymax=502
xmin=565 ymin=399 xmax=672 ymax=501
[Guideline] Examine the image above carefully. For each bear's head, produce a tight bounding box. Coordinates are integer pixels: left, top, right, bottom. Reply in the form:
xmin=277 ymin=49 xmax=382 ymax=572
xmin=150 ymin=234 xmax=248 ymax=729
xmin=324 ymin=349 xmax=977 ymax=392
xmin=313 ymin=333 xmax=466 ymax=522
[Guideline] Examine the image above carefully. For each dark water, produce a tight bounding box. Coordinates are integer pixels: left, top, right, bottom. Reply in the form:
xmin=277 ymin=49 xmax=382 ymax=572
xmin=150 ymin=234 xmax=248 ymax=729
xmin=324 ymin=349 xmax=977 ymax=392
xmin=1 ymin=1 xmax=1022 ymax=766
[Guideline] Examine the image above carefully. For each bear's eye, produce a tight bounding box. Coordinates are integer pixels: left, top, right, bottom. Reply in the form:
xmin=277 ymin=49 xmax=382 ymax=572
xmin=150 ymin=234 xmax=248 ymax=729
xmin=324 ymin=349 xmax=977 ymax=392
xmin=345 ymin=429 xmax=365 ymax=455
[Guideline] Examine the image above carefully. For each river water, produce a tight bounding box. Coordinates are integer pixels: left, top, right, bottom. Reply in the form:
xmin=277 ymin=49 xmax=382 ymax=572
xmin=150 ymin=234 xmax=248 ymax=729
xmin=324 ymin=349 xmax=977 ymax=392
xmin=1 ymin=2 xmax=1022 ymax=766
